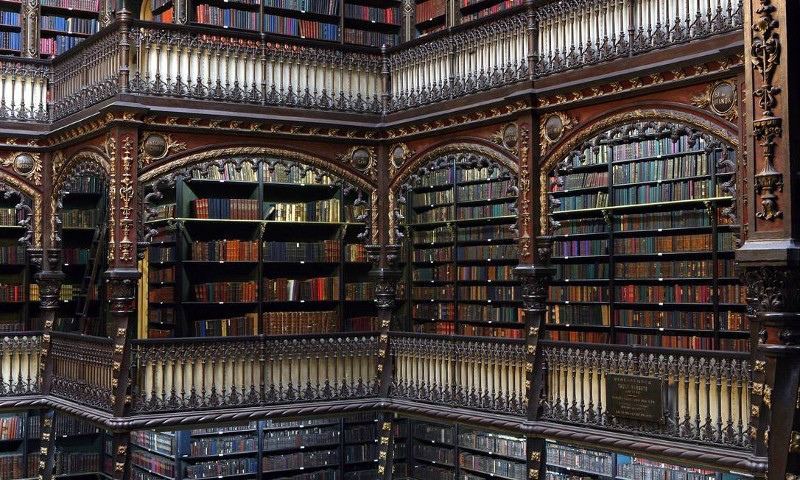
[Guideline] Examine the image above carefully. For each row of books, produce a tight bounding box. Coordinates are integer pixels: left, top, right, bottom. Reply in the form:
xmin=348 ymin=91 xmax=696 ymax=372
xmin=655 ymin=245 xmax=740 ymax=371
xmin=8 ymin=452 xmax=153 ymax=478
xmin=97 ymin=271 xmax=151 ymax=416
xmin=415 ymin=0 xmax=445 ymax=21
xmin=344 ymin=4 xmax=398 ymax=24
xmin=547 ymin=443 xmax=614 ymax=476
xmin=612 ymin=154 xmax=712 ymax=184
xmin=41 ymin=15 xmax=99 ymax=34
xmin=412 ymin=285 xmax=454 ymax=300
xmin=192 ymin=281 xmax=258 ymax=302
xmin=62 ymin=208 xmax=100 ymax=228
xmin=614 ymin=233 xmax=714 ymax=254
xmin=416 ymin=168 xmax=455 ymax=188
xmin=63 ymin=247 xmax=89 ymax=264
xmin=40 ymin=35 xmax=84 ymax=55
xmin=195 ymin=6 xmax=260 ymax=30
xmin=611 ymin=135 xmax=703 ymax=161
xmin=265 ymin=426 xmax=339 ymax=451
xmin=343 ymin=29 xmax=398 ymax=47
xmin=459 ymin=452 xmax=526 ymax=478
xmin=461 ymin=0 xmax=523 ymax=22
xmin=619 ymin=333 xmax=715 ymax=350
xmin=262 ymin=310 xmax=337 ymax=334
xmin=0 ymin=415 xmax=23 ymax=440
xmin=414 ymin=205 xmax=452 ymax=224
xmin=263 ymin=14 xmax=339 ymax=40
xmin=554 ymin=171 xmax=609 ymax=192
xmin=132 ymin=450 xmax=176 ymax=478
xmin=0 ymin=284 xmax=24 ymax=302
xmin=0 ymin=453 xmax=36 ymax=480
xmin=131 ymin=430 xmax=175 ymax=456
xmin=263 ymin=276 xmax=339 ymax=301
xmin=149 ymin=266 xmax=175 ymax=283
xmin=413 ymin=226 xmax=452 ymax=244
xmin=615 ymin=285 xmax=744 ymax=304
xmin=0 ymin=246 xmax=26 ymax=264
xmin=458 ymin=304 xmax=520 ymax=323
xmin=457 ymin=179 xmax=515 ymax=202
xmin=262 ymin=449 xmax=338 ymax=472
xmin=457 ymin=244 xmax=517 ymax=260
xmin=265 ymin=0 xmax=337 ymax=15
xmin=148 ymin=308 xmax=175 ymax=324
xmin=149 ymin=286 xmax=174 ymax=303
xmin=54 ymin=452 xmax=101 ymax=475
xmin=616 ymin=310 xmax=716 ymax=330
xmin=149 ymin=246 xmax=175 ymax=262
xmin=264 ymin=240 xmax=340 ymax=262
xmin=40 ymin=0 xmax=99 ymax=11
xmin=344 ymin=315 xmax=377 ymax=331
xmin=194 ymin=314 xmax=257 ymax=336
xmin=191 ymin=239 xmax=259 ymax=262
xmin=0 ymin=31 xmax=18 ymax=51
xmin=564 ymin=146 xmax=609 ymax=168
xmin=458 ymin=285 xmax=517 ymax=301
xmin=457 ymin=430 xmax=525 ymax=460
xmin=413 ymin=264 xmax=454 ymax=281
xmin=345 ymin=282 xmax=373 ymax=301
xmin=555 ymin=192 xmax=608 ymax=211
xmin=65 ymin=175 xmax=104 ymax=194
xmin=554 ymin=239 xmax=607 ymax=256
xmin=191 ymin=163 xmax=258 ymax=182
xmin=0 ymin=11 xmax=19 ymax=27
xmin=189 ymin=435 xmax=258 ymax=457
xmin=614 ymin=210 xmax=713 ymax=231
xmin=263 ymin=165 xmax=334 ymax=185
xmin=414 ymin=443 xmax=454 ymax=465
xmin=190 ymin=198 xmax=260 ymax=220
xmin=547 ymin=304 xmax=609 ymax=325
xmin=413 ymin=245 xmax=451 ymax=262
xmin=153 ymin=204 xmax=177 ymax=220
xmin=271 ymin=199 xmax=341 ymax=222
xmin=343 ymin=443 xmax=378 ymax=464
xmin=456 ymin=203 xmax=514 ymax=219
xmin=457 ymin=265 xmax=516 ymax=281
xmin=614 ymin=260 xmax=718 ymax=279
xmin=611 ymin=179 xmax=717 ymax=204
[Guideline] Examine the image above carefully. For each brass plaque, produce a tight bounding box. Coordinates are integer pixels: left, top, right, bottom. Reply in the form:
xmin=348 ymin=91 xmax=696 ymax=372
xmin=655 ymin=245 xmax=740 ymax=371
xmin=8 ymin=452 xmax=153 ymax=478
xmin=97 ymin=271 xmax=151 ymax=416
xmin=606 ymin=373 xmax=664 ymax=423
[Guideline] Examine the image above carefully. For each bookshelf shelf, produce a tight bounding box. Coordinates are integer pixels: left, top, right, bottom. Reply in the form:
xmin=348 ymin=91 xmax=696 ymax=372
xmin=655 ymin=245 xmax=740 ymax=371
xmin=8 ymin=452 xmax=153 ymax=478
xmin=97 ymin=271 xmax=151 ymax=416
xmin=142 ymin=158 xmax=375 ymax=338
xmin=546 ymin=123 xmax=744 ymax=351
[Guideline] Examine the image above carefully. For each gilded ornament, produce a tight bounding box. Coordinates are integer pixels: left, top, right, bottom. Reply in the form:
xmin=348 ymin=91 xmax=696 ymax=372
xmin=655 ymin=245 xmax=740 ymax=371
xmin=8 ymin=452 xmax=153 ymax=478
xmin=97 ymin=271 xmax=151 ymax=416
xmin=139 ymin=133 xmax=187 ymax=167
xmin=692 ymin=81 xmax=738 ymax=122
xmin=541 ymin=113 xmax=578 ymax=152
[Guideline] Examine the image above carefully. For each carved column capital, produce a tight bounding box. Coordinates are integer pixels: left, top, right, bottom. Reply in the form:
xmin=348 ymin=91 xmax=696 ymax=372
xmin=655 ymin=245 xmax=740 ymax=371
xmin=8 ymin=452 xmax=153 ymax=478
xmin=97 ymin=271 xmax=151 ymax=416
xmin=104 ymin=268 xmax=140 ymax=314
xmin=35 ymin=268 xmax=65 ymax=310
xmin=370 ymin=267 xmax=403 ymax=312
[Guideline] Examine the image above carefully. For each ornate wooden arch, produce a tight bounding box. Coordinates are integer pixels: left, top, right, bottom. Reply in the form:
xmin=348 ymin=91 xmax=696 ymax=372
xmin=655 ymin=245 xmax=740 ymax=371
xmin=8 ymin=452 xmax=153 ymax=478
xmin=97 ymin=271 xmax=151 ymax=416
xmin=538 ymin=107 xmax=740 ymax=235
xmin=0 ymin=171 xmax=39 ymax=248
xmin=50 ymin=148 xmax=113 ymax=248
xmin=389 ymin=140 xmax=520 ymax=245
xmin=138 ymin=145 xmax=379 ymax=245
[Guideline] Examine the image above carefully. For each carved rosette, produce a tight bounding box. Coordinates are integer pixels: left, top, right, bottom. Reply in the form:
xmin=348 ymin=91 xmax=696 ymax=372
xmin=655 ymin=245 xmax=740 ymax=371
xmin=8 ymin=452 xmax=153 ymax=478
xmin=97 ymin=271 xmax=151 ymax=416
xmin=105 ymin=269 xmax=141 ymax=314
xmin=35 ymin=269 xmax=65 ymax=310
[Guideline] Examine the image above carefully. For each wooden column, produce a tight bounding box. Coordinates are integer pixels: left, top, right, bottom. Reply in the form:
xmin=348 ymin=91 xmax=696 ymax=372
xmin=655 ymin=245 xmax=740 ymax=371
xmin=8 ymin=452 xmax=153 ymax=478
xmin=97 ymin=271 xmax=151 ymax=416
xmin=103 ymin=122 xmax=141 ymax=413
xmin=738 ymin=0 xmax=800 ymax=477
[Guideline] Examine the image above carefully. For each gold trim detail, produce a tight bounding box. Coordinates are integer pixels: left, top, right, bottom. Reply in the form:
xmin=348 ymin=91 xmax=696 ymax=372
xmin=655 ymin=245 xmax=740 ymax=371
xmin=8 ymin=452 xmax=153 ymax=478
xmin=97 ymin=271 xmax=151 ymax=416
xmin=692 ymin=80 xmax=739 ymax=123
xmin=0 ymin=152 xmax=42 ymax=185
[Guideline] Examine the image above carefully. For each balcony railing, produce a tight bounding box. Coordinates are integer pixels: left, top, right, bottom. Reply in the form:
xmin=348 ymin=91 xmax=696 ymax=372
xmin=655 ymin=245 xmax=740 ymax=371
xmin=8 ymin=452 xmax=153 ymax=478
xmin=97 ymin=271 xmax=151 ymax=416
xmin=0 ymin=0 xmax=743 ymax=124
xmin=389 ymin=333 xmax=528 ymax=415
xmin=129 ymin=333 xmax=380 ymax=414
xmin=541 ymin=341 xmax=751 ymax=449
xmin=49 ymin=332 xmax=114 ymax=411
xmin=0 ymin=332 xmax=40 ymax=396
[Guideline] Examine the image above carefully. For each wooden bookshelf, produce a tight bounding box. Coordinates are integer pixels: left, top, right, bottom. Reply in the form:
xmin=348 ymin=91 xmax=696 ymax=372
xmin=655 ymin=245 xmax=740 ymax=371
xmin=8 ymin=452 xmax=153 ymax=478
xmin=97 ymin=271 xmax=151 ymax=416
xmin=0 ymin=190 xmax=32 ymax=332
xmin=57 ymin=173 xmax=108 ymax=336
xmin=52 ymin=413 xmax=112 ymax=480
xmin=0 ymin=0 xmax=21 ymax=56
xmin=545 ymin=123 xmax=746 ymax=351
xmin=129 ymin=413 xmax=381 ymax=480
xmin=142 ymin=159 xmax=375 ymax=338
xmin=39 ymin=0 xmax=100 ymax=57
xmin=406 ymin=420 xmax=527 ymax=480
xmin=0 ymin=412 xmax=40 ymax=479
xmin=401 ymin=159 xmax=520 ymax=338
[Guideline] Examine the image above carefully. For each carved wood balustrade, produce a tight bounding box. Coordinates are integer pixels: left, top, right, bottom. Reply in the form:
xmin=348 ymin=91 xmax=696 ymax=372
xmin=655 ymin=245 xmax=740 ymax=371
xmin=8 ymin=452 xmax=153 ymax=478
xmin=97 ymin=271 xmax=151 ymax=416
xmin=389 ymin=333 xmax=528 ymax=415
xmin=0 ymin=332 xmax=40 ymax=396
xmin=129 ymin=333 xmax=380 ymax=414
xmin=541 ymin=341 xmax=752 ymax=448
xmin=0 ymin=0 xmax=745 ymax=123
xmin=48 ymin=332 xmax=114 ymax=411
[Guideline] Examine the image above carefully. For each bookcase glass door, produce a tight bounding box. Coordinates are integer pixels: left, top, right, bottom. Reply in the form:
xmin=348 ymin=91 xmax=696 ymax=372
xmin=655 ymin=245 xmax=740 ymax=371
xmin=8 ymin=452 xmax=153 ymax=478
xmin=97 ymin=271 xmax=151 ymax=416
xmin=545 ymin=120 xmax=745 ymax=351
xmin=141 ymin=156 xmax=374 ymax=339
xmin=58 ymin=171 xmax=109 ymax=337
xmin=0 ymin=185 xmax=32 ymax=332
xmin=397 ymin=152 xmax=520 ymax=338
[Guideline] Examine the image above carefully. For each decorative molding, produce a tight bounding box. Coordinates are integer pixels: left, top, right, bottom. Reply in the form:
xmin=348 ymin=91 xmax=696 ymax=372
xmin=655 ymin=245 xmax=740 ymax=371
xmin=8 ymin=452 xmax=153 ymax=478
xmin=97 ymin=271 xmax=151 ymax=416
xmin=517 ymin=125 xmax=532 ymax=262
xmin=540 ymin=113 xmax=578 ymax=154
xmin=691 ymin=81 xmax=739 ymax=122
xmin=0 ymin=171 xmax=41 ymax=247
xmin=385 ymin=100 xmax=531 ymax=140
xmin=0 ymin=152 xmax=42 ymax=185
xmin=337 ymin=146 xmax=377 ymax=180
xmin=118 ymin=137 xmax=135 ymax=263
xmin=140 ymin=146 xmax=375 ymax=195
xmin=753 ymin=117 xmax=783 ymax=220
xmin=388 ymin=143 xmax=413 ymax=177
xmin=138 ymin=133 xmax=186 ymax=168
xmin=141 ymin=115 xmax=379 ymax=140
xmin=536 ymin=55 xmax=745 ymax=109
xmin=490 ymin=122 xmax=520 ymax=151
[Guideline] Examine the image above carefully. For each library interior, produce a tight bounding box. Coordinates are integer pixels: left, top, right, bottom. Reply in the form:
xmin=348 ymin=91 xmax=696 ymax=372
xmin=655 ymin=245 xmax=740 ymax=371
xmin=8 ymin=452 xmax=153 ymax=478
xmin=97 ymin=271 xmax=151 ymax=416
xmin=0 ymin=0 xmax=797 ymax=478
